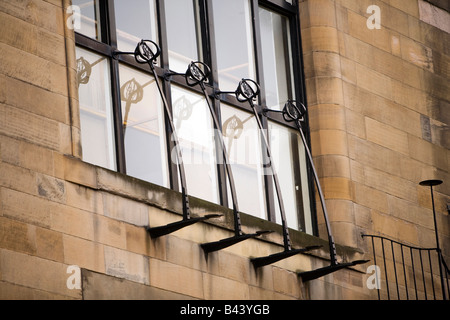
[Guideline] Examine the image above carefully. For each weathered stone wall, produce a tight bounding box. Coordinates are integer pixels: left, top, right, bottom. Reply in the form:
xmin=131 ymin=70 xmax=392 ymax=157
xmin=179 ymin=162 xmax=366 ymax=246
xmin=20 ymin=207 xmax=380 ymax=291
xmin=300 ymin=0 xmax=449 ymax=254
xmin=300 ymin=0 xmax=449 ymax=299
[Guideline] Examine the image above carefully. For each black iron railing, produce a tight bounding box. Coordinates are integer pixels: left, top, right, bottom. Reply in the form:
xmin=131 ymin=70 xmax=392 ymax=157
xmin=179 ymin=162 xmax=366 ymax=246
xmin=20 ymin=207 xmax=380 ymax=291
xmin=362 ymin=234 xmax=449 ymax=300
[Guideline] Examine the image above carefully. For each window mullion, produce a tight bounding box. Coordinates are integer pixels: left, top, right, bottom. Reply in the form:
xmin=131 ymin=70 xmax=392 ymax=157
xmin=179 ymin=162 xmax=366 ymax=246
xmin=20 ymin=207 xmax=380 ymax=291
xmin=251 ymin=0 xmax=266 ymax=107
xmin=104 ymin=0 xmax=127 ymax=174
xmin=156 ymin=0 xmax=169 ymax=70
xmin=197 ymin=0 xmax=211 ymax=72
xmin=205 ymin=0 xmax=219 ymax=89
xmin=156 ymin=0 xmax=180 ymax=193
xmin=251 ymin=0 xmax=276 ymax=222
xmin=203 ymin=0 xmax=230 ymax=208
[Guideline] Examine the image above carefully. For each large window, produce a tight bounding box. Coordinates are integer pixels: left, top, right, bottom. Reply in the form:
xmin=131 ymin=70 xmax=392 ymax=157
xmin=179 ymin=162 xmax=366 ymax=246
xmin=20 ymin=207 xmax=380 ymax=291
xmin=211 ymin=0 xmax=256 ymax=92
xmin=73 ymin=0 xmax=315 ymax=234
xmin=76 ymin=47 xmax=116 ymax=170
xmin=164 ymin=0 xmax=203 ymax=73
xmin=118 ymin=63 xmax=168 ymax=187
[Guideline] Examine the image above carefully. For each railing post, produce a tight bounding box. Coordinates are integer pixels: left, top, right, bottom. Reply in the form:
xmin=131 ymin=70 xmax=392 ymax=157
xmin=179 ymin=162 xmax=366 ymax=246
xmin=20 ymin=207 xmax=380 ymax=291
xmin=400 ymin=244 xmax=409 ymax=300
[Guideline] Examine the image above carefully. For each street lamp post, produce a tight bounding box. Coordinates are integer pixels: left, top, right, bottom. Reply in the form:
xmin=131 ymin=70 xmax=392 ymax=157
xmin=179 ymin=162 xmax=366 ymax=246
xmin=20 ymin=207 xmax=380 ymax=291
xmin=419 ymin=179 xmax=446 ymax=300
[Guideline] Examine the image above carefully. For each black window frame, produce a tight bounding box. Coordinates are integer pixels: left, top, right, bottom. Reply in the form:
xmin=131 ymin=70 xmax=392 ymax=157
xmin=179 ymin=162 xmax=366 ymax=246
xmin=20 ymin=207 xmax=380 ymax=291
xmin=74 ymin=0 xmax=318 ymax=236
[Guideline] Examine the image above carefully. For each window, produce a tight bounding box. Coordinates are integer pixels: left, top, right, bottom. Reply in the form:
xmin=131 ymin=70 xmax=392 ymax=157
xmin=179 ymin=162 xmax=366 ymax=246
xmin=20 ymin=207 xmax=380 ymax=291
xmin=172 ymin=85 xmax=219 ymax=204
xmin=259 ymin=7 xmax=294 ymax=110
xmin=221 ymin=105 xmax=266 ymax=218
xmin=211 ymin=0 xmax=256 ymax=91
xmin=74 ymin=0 xmax=315 ymax=235
xmin=269 ymin=121 xmax=313 ymax=234
xmin=114 ymin=0 xmax=158 ymax=53
xmin=74 ymin=0 xmax=102 ymax=41
xmin=118 ymin=64 xmax=168 ymax=186
xmin=76 ymin=47 xmax=116 ymax=170
xmin=164 ymin=0 xmax=203 ymax=73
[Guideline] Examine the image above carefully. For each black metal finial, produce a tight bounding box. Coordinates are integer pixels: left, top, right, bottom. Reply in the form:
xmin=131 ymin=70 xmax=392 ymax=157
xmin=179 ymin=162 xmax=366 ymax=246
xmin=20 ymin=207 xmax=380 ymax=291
xmin=185 ymin=61 xmax=211 ymax=87
xmin=214 ymin=78 xmax=261 ymax=103
xmin=134 ymin=40 xmax=161 ymax=64
xmin=235 ymin=79 xmax=260 ymax=103
xmin=419 ymin=179 xmax=443 ymax=187
xmin=263 ymin=100 xmax=306 ymax=123
xmin=283 ymin=100 xmax=306 ymax=122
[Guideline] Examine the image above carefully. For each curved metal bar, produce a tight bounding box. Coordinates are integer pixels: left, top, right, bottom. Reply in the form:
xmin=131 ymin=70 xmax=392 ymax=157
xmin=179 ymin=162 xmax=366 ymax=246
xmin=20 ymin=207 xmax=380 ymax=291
xmin=139 ymin=42 xmax=190 ymax=224
xmin=251 ymin=246 xmax=322 ymax=269
xmin=133 ymin=39 xmax=161 ymax=65
xmin=184 ymin=61 xmax=242 ymax=236
xmin=113 ymin=41 xmax=220 ymax=237
xmin=300 ymin=260 xmax=369 ymax=282
xmin=265 ymin=100 xmax=338 ymax=265
xmin=162 ymin=64 xmax=272 ymax=255
xmin=236 ymin=79 xmax=292 ymax=252
xmin=293 ymin=115 xmax=338 ymax=265
xmin=263 ymin=101 xmax=371 ymax=279
xmin=362 ymin=234 xmax=442 ymax=251
xmin=362 ymin=233 xmax=449 ymax=300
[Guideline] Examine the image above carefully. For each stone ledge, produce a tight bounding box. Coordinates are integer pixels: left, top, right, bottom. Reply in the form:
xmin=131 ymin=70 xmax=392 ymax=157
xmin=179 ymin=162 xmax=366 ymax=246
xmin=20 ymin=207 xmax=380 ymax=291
xmin=62 ymin=155 xmax=367 ymax=269
xmin=82 ymin=269 xmax=196 ymax=300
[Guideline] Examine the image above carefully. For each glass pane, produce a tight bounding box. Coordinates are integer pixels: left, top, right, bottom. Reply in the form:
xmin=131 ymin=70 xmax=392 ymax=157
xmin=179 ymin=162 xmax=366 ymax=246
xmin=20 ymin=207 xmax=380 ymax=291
xmin=269 ymin=121 xmax=312 ymax=234
xmin=259 ymin=8 xmax=294 ymax=110
xmin=72 ymin=0 xmax=102 ymax=41
xmin=212 ymin=0 xmax=256 ymax=91
xmin=172 ymin=86 xmax=219 ymax=204
xmin=221 ymin=105 xmax=266 ymax=219
xmin=76 ymin=47 xmax=116 ymax=170
xmin=114 ymin=0 xmax=158 ymax=54
xmin=119 ymin=64 xmax=168 ymax=187
xmin=164 ymin=0 xmax=202 ymax=73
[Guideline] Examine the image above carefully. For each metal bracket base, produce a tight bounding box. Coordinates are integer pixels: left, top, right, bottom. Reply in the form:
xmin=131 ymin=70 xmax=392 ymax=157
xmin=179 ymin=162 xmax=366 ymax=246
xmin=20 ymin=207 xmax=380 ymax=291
xmin=298 ymin=260 xmax=370 ymax=282
xmin=251 ymin=246 xmax=322 ymax=269
xmin=201 ymin=231 xmax=273 ymax=255
xmin=147 ymin=214 xmax=222 ymax=238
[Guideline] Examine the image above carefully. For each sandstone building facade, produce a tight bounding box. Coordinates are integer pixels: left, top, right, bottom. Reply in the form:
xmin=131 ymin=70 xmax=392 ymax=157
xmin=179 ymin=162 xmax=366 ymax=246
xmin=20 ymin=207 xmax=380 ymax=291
xmin=0 ymin=0 xmax=448 ymax=300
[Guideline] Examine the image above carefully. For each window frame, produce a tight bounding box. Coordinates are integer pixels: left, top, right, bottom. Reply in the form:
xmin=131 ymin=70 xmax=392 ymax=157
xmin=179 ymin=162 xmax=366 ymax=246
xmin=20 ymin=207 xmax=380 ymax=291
xmin=74 ymin=0 xmax=318 ymax=235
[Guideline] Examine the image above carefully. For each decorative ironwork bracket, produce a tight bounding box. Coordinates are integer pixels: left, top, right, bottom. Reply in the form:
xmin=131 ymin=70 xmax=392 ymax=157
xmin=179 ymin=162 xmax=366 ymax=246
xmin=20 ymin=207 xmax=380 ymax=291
xmin=168 ymin=63 xmax=273 ymax=255
xmin=113 ymin=41 xmax=221 ymax=238
xmin=251 ymin=246 xmax=323 ymax=269
xmin=201 ymin=231 xmax=273 ymax=256
xmin=216 ymin=80 xmax=322 ymax=266
xmin=265 ymin=100 xmax=370 ymax=279
xmin=146 ymin=214 xmax=223 ymax=239
xmin=298 ymin=260 xmax=370 ymax=282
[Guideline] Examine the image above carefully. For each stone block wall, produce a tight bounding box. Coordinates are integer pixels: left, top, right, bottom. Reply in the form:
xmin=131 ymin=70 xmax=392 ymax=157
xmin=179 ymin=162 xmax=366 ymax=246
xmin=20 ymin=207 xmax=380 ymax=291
xmin=300 ymin=0 xmax=449 ymax=256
